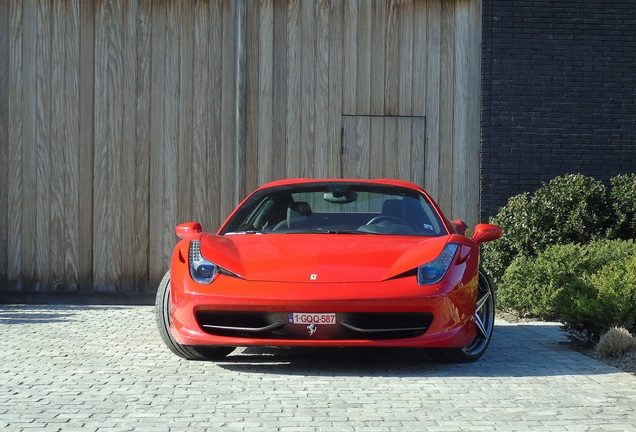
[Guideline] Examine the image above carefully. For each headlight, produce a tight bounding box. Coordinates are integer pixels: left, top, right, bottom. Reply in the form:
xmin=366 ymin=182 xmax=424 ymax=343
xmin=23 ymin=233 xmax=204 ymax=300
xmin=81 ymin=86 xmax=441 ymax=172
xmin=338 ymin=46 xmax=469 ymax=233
xmin=189 ymin=240 xmax=218 ymax=284
xmin=417 ymin=243 xmax=458 ymax=285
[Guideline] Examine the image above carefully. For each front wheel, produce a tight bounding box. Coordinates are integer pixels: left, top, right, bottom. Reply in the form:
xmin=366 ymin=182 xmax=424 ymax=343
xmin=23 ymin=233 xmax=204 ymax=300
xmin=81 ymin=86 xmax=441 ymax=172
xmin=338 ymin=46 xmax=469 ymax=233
xmin=155 ymin=271 xmax=235 ymax=360
xmin=431 ymin=269 xmax=496 ymax=363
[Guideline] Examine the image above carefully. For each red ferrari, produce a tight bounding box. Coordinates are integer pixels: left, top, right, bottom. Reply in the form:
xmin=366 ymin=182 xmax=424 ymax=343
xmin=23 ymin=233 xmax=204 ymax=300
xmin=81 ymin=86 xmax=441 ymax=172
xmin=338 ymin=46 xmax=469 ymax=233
xmin=155 ymin=179 xmax=502 ymax=362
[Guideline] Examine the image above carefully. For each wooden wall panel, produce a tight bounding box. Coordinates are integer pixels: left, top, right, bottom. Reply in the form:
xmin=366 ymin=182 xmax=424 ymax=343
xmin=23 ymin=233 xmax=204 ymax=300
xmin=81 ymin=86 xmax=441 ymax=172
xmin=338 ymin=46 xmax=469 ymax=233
xmin=0 ymin=0 xmax=482 ymax=293
xmin=0 ymin=0 xmax=10 ymax=288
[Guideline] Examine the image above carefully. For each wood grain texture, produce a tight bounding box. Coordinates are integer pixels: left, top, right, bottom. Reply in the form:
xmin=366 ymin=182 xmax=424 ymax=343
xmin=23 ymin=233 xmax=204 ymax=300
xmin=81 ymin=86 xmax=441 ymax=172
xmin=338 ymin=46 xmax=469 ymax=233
xmin=78 ymin=0 xmax=95 ymax=289
xmin=314 ymin=0 xmax=330 ymax=177
xmin=326 ymin=0 xmax=343 ymax=178
xmin=22 ymin=0 xmax=37 ymax=289
xmin=121 ymin=0 xmax=139 ymax=289
xmin=51 ymin=0 xmax=67 ymax=290
xmin=438 ymin=0 xmax=456 ymax=218
xmin=133 ymin=0 xmax=152 ymax=290
xmin=425 ymin=0 xmax=442 ymax=203
xmin=299 ymin=1 xmax=315 ymax=178
xmin=1 ymin=0 xmax=482 ymax=292
xmin=257 ymin=0 xmax=274 ymax=185
xmin=285 ymin=0 xmax=301 ymax=178
xmin=0 ymin=0 xmax=9 ymax=285
xmin=62 ymin=0 xmax=80 ymax=290
xmin=6 ymin=0 xmax=22 ymax=289
xmin=149 ymin=0 xmax=166 ymax=286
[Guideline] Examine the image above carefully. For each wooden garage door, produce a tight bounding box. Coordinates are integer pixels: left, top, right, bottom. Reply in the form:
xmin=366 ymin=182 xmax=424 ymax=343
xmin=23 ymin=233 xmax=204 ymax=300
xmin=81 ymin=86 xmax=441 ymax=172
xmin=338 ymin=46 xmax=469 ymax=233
xmin=341 ymin=115 xmax=426 ymax=187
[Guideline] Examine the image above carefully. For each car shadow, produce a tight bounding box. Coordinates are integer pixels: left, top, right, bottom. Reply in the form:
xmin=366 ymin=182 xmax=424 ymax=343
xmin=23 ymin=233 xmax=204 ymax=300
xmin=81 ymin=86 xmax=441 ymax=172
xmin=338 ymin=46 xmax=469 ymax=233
xmin=215 ymin=324 xmax=618 ymax=378
xmin=0 ymin=305 xmax=117 ymax=325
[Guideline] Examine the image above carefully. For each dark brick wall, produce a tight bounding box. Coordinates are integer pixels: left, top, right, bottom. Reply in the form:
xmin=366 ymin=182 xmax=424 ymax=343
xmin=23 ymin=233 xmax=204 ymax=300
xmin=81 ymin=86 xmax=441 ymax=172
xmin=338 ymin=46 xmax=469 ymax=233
xmin=481 ymin=0 xmax=636 ymax=219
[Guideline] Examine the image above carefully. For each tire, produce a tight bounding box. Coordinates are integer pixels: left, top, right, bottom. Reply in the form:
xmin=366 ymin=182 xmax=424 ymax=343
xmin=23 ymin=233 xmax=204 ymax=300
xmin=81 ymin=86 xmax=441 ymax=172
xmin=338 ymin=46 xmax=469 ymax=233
xmin=431 ymin=268 xmax=496 ymax=363
xmin=155 ymin=271 xmax=235 ymax=361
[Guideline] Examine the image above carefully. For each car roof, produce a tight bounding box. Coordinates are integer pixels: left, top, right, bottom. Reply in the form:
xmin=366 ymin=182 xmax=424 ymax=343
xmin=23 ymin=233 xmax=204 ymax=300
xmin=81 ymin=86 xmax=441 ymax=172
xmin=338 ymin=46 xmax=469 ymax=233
xmin=255 ymin=178 xmax=426 ymax=193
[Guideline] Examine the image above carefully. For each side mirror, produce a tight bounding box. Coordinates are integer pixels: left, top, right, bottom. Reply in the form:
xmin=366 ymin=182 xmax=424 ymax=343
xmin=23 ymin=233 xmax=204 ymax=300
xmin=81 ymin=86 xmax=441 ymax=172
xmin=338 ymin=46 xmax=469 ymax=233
xmin=471 ymin=223 xmax=502 ymax=245
xmin=175 ymin=222 xmax=202 ymax=239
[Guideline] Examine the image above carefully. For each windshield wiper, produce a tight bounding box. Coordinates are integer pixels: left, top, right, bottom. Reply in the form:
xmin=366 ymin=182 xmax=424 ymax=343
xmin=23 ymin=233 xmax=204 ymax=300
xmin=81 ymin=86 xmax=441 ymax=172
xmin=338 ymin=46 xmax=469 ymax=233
xmin=286 ymin=229 xmax=376 ymax=235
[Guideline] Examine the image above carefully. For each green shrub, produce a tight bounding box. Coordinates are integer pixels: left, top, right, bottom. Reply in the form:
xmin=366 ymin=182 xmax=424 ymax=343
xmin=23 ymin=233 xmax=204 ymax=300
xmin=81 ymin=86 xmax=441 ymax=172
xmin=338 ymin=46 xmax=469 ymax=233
xmin=498 ymin=243 xmax=588 ymax=320
xmin=498 ymin=240 xmax=636 ymax=343
xmin=482 ymin=174 xmax=609 ymax=282
xmin=588 ymin=255 xmax=636 ymax=334
xmin=608 ymin=174 xmax=636 ymax=240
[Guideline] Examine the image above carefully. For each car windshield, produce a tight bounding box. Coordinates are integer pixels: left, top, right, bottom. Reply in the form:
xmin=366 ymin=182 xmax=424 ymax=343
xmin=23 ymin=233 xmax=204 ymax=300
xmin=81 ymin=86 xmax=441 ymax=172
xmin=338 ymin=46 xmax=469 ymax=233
xmin=221 ymin=183 xmax=447 ymax=237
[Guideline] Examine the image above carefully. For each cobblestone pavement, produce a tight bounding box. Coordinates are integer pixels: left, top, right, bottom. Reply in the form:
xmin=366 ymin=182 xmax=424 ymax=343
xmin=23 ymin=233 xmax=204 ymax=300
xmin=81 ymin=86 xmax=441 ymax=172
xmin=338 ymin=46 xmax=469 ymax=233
xmin=1 ymin=305 xmax=635 ymax=431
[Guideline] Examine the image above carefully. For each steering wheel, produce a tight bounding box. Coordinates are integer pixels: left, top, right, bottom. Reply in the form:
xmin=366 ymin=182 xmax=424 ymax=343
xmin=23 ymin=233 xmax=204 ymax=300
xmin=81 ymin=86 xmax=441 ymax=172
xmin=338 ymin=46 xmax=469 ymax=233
xmin=366 ymin=215 xmax=408 ymax=226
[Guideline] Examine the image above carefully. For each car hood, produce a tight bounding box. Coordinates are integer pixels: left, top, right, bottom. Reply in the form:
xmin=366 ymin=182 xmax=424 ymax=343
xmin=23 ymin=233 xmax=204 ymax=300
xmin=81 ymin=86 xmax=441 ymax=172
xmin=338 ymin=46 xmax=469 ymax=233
xmin=198 ymin=233 xmax=450 ymax=283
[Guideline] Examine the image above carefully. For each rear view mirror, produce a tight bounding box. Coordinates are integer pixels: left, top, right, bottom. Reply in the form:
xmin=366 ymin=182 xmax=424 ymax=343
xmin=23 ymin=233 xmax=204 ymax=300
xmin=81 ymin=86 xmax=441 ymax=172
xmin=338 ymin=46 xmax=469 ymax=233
xmin=323 ymin=190 xmax=358 ymax=204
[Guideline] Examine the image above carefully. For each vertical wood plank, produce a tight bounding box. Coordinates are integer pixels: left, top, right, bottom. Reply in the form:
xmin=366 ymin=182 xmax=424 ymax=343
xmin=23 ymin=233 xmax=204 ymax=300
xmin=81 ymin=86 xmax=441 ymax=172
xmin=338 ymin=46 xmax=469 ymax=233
xmin=50 ymin=0 xmax=66 ymax=290
xmin=370 ymin=0 xmax=385 ymax=116
xmin=271 ymin=0 xmax=287 ymax=181
xmin=162 ymin=0 xmax=179 ymax=275
xmin=133 ymin=0 xmax=152 ymax=289
xmin=78 ymin=0 xmax=94 ymax=289
xmin=149 ymin=0 xmax=166 ymax=284
xmin=107 ymin=0 xmax=123 ymax=291
xmin=369 ymin=116 xmax=385 ymax=178
xmin=257 ymin=0 xmax=274 ymax=185
xmin=453 ymin=0 xmax=469 ymax=223
xmin=299 ymin=1 xmax=315 ymax=177
xmin=178 ymin=0 xmax=194 ymax=224
xmin=412 ymin=0 xmax=427 ymax=116
xmin=208 ymin=0 xmax=223 ymax=229
xmin=342 ymin=1 xmax=356 ymax=114
xmin=63 ymin=0 xmax=80 ymax=290
xmin=459 ymin=0 xmax=480 ymax=226
xmin=383 ymin=0 xmax=399 ymax=116
xmin=411 ymin=117 xmax=426 ymax=187
xmin=356 ymin=0 xmax=371 ymax=114
xmin=7 ymin=0 xmax=22 ymax=289
xmin=245 ymin=0 xmax=260 ymax=191
xmin=0 ymin=0 xmax=10 ymax=285
xmin=268 ymin=1 xmax=289 ymax=182
xmin=35 ymin=0 xmax=52 ymax=291
xmin=120 ymin=0 xmax=138 ymax=288
xmin=382 ymin=117 xmax=398 ymax=178
xmin=285 ymin=0 xmax=301 ymax=177
xmin=314 ymin=0 xmax=330 ymax=177
xmin=220 ymin=0 xmax=236 ymax=218
xmin=22 ymin=0 xmax=37 ymax=289
xmin=438 ymin=0 xmax=455 ymax=217
xmin=193 ymin=0 xmax=211 ymax=224
xmin=234 ymin=0 xmax=247 ymax=200
xmin=327 ymin=0 xmax=343 ymax=178
xmin=94 ymin=0 xmax=124 ymax=291
xmin=93 ymin=0 xmax=110 ymax=291
xmin=398 ymin=0 xmax=413 ymax=116
xmin=397 ymin=116 xmax=412 ymax=179
xmin=424 ymin=0 xmax=441 ymax=201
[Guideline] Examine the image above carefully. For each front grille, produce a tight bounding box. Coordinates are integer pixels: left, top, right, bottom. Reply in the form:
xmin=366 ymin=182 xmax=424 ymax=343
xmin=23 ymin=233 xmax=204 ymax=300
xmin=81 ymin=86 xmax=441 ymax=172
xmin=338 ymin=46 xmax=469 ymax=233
xmin=195 ymin=311 xmax=433 ymax=340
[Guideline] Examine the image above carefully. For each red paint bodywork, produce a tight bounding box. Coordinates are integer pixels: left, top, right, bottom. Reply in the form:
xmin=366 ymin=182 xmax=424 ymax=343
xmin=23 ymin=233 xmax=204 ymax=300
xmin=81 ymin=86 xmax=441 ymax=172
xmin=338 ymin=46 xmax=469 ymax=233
xmin=167 ymin=178 xmax=500 ymax=349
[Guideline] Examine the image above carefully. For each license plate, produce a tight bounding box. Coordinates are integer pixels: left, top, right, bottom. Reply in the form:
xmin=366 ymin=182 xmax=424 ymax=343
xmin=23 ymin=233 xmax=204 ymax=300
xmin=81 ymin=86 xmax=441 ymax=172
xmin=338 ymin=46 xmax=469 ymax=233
xmin=289 ymin=313 xmax=336 ymax=325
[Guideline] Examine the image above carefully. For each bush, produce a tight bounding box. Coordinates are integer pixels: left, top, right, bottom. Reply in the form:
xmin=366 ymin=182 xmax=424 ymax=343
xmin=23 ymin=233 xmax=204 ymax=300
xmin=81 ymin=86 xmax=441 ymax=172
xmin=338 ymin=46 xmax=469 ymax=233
xmin=482 ymin=174 xmax=609 ymax=282
xmin=596 ymin=328 xmax=636 ymax=359
xmin=608 ymin=174 xmax=636 ymax=240
xmin=498 ymin=240 xmax=636 ymax=343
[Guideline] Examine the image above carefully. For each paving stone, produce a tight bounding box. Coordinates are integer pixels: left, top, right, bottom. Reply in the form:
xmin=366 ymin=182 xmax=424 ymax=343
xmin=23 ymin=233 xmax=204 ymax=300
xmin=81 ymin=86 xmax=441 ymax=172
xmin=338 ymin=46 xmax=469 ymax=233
xmin=1 ymin=305 xmax=635 ymax=431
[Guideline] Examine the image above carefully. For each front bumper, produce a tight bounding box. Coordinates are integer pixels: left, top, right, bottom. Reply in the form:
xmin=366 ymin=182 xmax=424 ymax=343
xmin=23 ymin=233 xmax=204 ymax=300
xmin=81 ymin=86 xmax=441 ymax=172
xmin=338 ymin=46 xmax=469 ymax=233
xmin=168 ymin=264 xmax=479 ymax=349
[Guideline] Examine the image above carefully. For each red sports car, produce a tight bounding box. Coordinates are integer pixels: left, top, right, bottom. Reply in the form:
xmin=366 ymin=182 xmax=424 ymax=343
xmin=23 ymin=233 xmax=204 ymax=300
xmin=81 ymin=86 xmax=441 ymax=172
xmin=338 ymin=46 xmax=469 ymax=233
xmin=155 ymin=179 xmax=502 ymax=362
